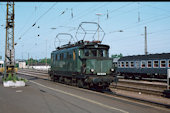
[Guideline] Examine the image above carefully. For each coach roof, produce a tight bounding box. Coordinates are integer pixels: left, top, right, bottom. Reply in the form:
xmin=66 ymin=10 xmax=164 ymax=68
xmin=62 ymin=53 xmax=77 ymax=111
xmin=119 ymin=53 xmax=170 ymax=61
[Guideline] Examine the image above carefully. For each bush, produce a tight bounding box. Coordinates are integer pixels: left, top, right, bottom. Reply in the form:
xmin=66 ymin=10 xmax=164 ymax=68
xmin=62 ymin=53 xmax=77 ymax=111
xmin=2 ymin=73 xmax=28 ymax=83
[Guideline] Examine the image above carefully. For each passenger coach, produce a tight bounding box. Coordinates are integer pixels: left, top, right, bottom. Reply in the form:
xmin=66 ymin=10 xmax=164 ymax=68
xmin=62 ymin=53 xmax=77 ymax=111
xmin=116 ymin=53 xmax=170 ymax=79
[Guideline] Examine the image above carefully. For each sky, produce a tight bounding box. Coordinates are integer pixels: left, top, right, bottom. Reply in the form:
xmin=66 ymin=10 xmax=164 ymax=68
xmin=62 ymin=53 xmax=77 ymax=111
xmin=0 ymin=2 xmax=170 ymax=60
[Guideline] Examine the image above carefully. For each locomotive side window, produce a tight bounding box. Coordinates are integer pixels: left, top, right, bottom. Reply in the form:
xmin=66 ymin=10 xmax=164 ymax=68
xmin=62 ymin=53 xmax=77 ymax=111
xmin=160 ymin=60 xmax=166 ymax=68
xmin=147 ymin=61 xmax=152 ymax=68
xmin=125 ymin=62 xmax=129 ymax=68
xmin=153 ymin=60 xmax=159 ymax=68
xmin=55 ymin=54 xmax=57 ymax=61
xmin=51 ymin=54 xmax=54 ymax=63
xmin=67 ymin=52 xmax=69 ymax=59
xmin=121 ymin=62 xmax=124 ymax=67
xmin=60 ymin=53 xmax=64 ymax=60
xmin=64 ymin=53 xmax=67 ymax=59
xmin=141 ymin=61 xmax=146 ymax=68
xmin=130 ymin=61 xmax=134 ymax=68
xmin=69 ymin=52 xmax=73 ymax=59
xmin=73 ymin=51 xmax=76 ymax=60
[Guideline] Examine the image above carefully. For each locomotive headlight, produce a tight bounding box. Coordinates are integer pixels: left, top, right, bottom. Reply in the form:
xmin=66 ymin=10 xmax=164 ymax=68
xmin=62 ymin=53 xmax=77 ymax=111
xmin=110 ymin=68 xmax=114 ymax=72
xmin=90 ymin=69 xmax=94 ymax=72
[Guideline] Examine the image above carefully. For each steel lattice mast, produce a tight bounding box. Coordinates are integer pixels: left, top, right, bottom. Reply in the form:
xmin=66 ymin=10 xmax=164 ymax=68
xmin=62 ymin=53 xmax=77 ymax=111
xmin=4 ymin=2 xmax=15 ymax=77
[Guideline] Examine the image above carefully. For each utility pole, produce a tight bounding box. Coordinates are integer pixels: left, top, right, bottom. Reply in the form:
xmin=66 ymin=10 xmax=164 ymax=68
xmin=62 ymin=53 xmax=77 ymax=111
xmin=28 ymin=53 xmax=29 ymax=68
xmin=4 ymin=2 xmax=15 ymax=77
xmin=45 ymin=40 xmax=47 ymax=66
xmin=144 ymin=26 xmax=148 ymax=55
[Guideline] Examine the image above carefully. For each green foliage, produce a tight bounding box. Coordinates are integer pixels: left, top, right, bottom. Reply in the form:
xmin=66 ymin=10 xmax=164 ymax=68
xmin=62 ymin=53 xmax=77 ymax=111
xmin=25 ymin=58 xmax=51 ymax=65
xmin=111 ymin=53 xmax=123 ymax=58
xmin=39 ymin=58 xmax=51 ymax=64
xmin=15 ymin=63 xmax=19 ymax=68
xmin=2 ymin=73 xmax=28 ymax=83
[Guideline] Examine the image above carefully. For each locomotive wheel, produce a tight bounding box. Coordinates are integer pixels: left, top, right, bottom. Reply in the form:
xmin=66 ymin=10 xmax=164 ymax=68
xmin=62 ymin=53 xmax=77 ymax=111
xmin=59 ymin=76 xmax=63 ymax=83
xmin=77 ymin=79 xmax=84 ymax=88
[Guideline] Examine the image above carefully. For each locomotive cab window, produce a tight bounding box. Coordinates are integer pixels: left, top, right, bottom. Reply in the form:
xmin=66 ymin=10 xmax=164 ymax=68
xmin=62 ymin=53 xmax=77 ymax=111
xmin=153 ymin=60 xmax=159 ymax=68
xmin=160 ymin=60 xmax=166 ymax=68
xmin=91 ymin=49 xmax=97 ymax=57
xmin=98 ymin=49 xmax=108 ymax=57
xmin=84 ymin=49 xmax=90 ymax=56
xmin=84 ymin=49 xmax=108 ymax=57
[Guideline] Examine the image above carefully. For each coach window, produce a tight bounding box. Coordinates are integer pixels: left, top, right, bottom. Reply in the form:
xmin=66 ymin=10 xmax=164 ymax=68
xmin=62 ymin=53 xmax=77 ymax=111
xmin=160 ymin=60 xmax=166 ymax=68
xmin=168 ymin=60 xmax=170 ymax=68
xmin=153 ymin=60 xmax=159 ymax=68
xmin=141 ymin=61 xmax=146 ymax=68
xmin=130 ymin=61 xmax=134 ymax=68
xmin=125 ymin=62 xmax=129 ymax=68
xmin=121 ymin=62 xmax=124 ymax=67
xmin=135 ymin=61 xmax=140 ymax=68
xmin=147 ymin=61 xmax=152 ymax=68
xmin=118 ymin=62 xmax=120 ymax=67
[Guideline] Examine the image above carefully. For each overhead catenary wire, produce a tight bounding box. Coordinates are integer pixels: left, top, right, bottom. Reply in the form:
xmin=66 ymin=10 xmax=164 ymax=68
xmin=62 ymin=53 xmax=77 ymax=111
xmin=58 ymin=3 xmax=111 ymax=28
xmin=17 ymin=2 xmax=57 ymax=43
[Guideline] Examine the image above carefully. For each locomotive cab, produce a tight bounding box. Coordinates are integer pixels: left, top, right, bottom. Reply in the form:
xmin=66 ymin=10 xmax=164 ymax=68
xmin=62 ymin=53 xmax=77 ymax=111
xmin=79 ymin=42 xmax=114 ymax=76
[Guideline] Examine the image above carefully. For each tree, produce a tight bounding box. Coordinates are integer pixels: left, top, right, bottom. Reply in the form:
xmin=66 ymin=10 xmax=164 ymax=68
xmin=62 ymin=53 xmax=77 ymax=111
xmin=111 ymin=53 xmax=123 ymax=58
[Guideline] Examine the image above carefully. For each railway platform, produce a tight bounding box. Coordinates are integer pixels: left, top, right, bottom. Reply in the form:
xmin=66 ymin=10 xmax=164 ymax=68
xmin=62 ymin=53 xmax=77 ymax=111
xmin=0 ymin=75 xmax=170 ymax=113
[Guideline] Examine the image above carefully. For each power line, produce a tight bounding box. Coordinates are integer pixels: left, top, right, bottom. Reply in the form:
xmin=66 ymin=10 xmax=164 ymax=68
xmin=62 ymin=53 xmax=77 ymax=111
xmin=57 ymin=3 xmax=110 ymax=28
xmin=16 ymin=2 xmax=57 ymax=44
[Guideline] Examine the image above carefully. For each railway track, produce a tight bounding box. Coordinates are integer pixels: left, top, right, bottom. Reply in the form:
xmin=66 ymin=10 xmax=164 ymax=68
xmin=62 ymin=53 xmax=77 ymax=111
xmin=17 ymin=68 xmax=167 ymax=96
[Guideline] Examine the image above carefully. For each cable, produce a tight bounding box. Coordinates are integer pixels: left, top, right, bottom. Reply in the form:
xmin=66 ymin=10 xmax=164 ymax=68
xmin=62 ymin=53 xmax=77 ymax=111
xmin=57 ymin=3 xmax=110 ymax=28
xmin=16 ymin=2 xmax=57 ymax=44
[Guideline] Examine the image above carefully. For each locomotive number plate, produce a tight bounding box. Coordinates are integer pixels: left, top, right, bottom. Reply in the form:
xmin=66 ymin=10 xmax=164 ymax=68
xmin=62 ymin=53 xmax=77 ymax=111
xmin=97 ymin=73 xmax=106 ymax=75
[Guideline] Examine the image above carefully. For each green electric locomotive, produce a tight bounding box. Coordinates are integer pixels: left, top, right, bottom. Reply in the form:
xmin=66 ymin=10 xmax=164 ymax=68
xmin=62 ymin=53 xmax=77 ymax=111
xmin=48 ymin=40 xmax=117 ymax=89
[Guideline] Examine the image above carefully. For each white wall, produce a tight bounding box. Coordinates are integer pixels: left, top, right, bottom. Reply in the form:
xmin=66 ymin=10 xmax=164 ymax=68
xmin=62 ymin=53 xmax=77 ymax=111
xmin=29 ymin=65 xmax=51 ymax=71
xmin=19 ymin=62 xmax=26 ymax=68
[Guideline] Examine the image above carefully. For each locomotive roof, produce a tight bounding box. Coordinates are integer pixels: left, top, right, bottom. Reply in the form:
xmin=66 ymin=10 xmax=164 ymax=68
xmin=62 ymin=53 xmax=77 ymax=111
xmin=52 ymin=40 xmax=109 ymax=53
xmin=119 ymin=53 xmax=170 ymax=61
